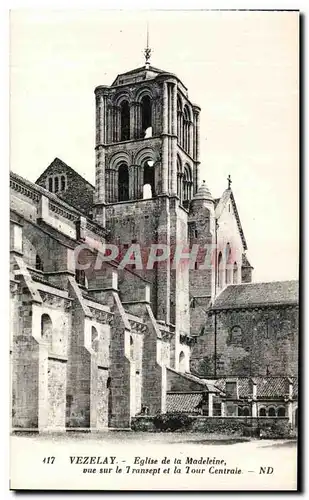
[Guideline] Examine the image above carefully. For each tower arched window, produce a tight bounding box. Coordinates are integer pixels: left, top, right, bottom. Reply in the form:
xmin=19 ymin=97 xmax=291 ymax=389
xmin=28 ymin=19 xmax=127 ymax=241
xmin=259 ymin=407 xmax=267 ymax=417
xmin=120 ymin=100 xmax=130 ymax=141
xmin=48 ymin=177 xmax=53 ymax=192
xmin=217 ymin=251 xmax=224 ymax=289
xmin=60 ymin=175 xmax=66 ymax=191
xmin=54 ymin=176 xmax=59 ymax=192
xmin=177 ymin=95 xmax=183 ymax=146
xmin=118 ymin=163 xmax=129 ymax=201
xmin=183 ymin=164 xmax=193 ymax=204
xmin=143 ymin=159 xmax=155 ymax=199
xmin=233 ymin=261 xmax=238 ymax=284
xmin=177 ymin=155 xmax=183 ymax=202
xmin=141 ymin=95 xmax=152 ymax=138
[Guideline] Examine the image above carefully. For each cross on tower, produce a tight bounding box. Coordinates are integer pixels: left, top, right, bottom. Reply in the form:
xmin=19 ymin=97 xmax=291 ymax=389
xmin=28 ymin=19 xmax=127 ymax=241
xmin=144 ymin=22 xmax=152 ymax=68
xmin=227 ymin=174 xmax=232 ymax=189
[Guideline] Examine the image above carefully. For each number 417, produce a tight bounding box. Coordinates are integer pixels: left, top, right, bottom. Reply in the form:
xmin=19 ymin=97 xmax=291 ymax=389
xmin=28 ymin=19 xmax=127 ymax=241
xmin=43 ymin=457 xmax=55 ymax=464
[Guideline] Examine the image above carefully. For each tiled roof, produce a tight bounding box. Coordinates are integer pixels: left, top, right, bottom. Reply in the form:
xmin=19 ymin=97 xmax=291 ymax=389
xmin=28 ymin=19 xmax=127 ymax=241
xmin=166 ymin=392 xmax=203 ymax=413
xmin=212 ymin=281 xmax=299 ymax=310
xmin=255 ymin=378 xmax=288 ymax=399
xmin=213 ymin=377 xmax=298 ymax=399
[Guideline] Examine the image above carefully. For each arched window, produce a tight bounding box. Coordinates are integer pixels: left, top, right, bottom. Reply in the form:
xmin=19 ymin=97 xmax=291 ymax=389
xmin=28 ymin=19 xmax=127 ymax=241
xmin=243 ymin=407 xmax=250 ymax=417
xmin=177 ymin=95 xmax=183 ymax=146
xmin=141 ymin=95 xmax=152 ymax=137
xmin=183 ymin=105 xmax=191 ymax=154
xmin=233 ymin=261 xmax=238 ymax=284
xmin=238 ymin=407 xmax=243 ymax=416
xmin=277 ymin=407 xmax=286 ymax=417
xmin=225 ymin=243 xmax=232 ymax=284
xmin=120 ymin=100 xmax=130 ymax=141
xmin=41 ymin=314 xmax=52 ymax=349
xmin=91 ymin=326 xmax=99 ymax=353
xmin=183 ymin=164 xmax=193 ymax=203
xmin=130 ymin=335 xmax=134 ymax=360
xmin=60 ymin=175 xmax=66 ymax=191
xmin=118 ymin=163 xmax=129 ymax=201
xmin=268 ymin=407 xmax=276 ymax=417
xmin=35 ymin=254 xmax=44 ymax=271
xmin=48 ymin=177 xmax=53 ymax=192
xmin=143 ymin=159 xmax=155 ymax=199
xmin=259 ymin=407 xmax=267 ymax=417
xmin=54 ymin=176 xmax=59 ymax=192
xmin=217 ymin=252 xmax=224 ymax=289
xmin=177 ymin=155 xmax=183 ymax=202
xmin=179 ymin=351 xmax=186 ymax=373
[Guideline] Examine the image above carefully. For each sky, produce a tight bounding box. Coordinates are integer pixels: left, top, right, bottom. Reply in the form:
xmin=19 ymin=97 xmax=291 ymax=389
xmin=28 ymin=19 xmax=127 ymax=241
xmin=9 ymin=9 xmax=299 ymax=282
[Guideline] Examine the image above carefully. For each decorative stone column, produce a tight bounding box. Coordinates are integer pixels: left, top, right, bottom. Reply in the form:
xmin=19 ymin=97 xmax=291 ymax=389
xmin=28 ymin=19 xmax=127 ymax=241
xmin=161 ymin=81 xmax=169 ymax=194
xmin=170 ymin=82 xmax=177 ymax=195
xmin=251 ymin=379 xmax=257 ymax=418
xmin=189 ymin=121 xmax=194 ymax=157
xmin=208 ymin=392 xmax=214 ymax=416
xmin=221 ymin=401 xmax=226 ymax=416
xmin=287 ymin=378 xmax=293 ymax=425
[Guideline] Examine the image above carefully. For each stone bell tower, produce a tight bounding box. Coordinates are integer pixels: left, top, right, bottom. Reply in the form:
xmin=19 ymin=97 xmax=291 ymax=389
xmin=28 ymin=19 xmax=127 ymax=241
xmin=93 ymin=50 xmax=201 ymax=362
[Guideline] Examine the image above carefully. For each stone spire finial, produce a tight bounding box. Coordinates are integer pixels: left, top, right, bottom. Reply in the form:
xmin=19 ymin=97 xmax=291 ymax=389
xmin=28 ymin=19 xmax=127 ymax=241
xmin=144 ymin=22 xmax=151 ymax=68
xmin=193 ymin=180 xmax=213 ymax=201
xmin=227 ymin=174 xmax=232 ymax=189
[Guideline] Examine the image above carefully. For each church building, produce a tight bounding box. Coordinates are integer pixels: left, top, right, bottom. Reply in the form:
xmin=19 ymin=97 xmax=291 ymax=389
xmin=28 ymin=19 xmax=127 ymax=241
xmin=10 ymin=53 xmax=298 ymax=432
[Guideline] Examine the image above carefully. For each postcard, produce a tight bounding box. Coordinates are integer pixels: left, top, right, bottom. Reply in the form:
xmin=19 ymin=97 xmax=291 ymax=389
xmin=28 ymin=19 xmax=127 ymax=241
xmin=9 ymin=9 xmax=299 ymax=491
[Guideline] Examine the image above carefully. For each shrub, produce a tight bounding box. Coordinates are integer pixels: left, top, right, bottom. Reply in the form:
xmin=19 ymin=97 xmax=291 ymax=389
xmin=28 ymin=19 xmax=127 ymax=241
xmin=259 ymin=420 xmax=292 ymax=439
xmin=153 ymin=413 xmax=192 ymax=432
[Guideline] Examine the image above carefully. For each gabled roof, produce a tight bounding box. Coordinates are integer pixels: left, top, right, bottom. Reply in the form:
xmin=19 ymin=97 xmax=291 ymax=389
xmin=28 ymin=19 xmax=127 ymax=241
xmin=215 ymin=188 xmax=247 ymax=250
xmin=212 ymin=280 xmax=299 ymax=311
xmin=36 ymin=157 xmax=95 ymax=191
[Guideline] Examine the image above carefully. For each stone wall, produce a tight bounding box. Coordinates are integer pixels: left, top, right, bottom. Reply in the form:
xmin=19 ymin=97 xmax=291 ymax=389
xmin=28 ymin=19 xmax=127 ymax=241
xmin=131 ymin=415 xmax=291 ymax=435
xmin=191 ymin=305 xmax=298 ymax=377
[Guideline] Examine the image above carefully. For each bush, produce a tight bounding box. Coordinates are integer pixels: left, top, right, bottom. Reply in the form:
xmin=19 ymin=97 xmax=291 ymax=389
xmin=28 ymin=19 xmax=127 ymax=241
xmin=258 ymin=420 xmax=292 ymax=439
xmin=153 ymin=413 xmax=192 ymax=432
xmin=243 ymin=425 xmax=260 ymax=438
